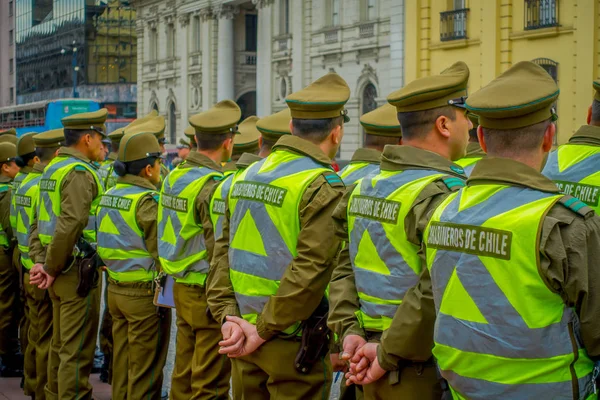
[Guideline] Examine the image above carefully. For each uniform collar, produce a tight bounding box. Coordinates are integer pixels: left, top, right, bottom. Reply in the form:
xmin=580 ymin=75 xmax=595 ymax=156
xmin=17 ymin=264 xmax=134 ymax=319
xmin=32 ymin=162 xmax=46 ymax=173
xmin=19 ymin=165 xmax=34 ymax=174
xmin=236 ymin=152 xmax=262 ymax=169
xmin=107 ymin=152 xmax=118 ymax=162
xmin=468 ymin=157 xmax=560 ymax=193
xmin=185 ymin=151 xmax=223 ymax=171
xmin=380 ymin=145 xmax=467 ymax=178
xmin=568 ymin=125 xmax=600 ymax=146
xmin=272 ymin=135 xmax=333 ymax=167
xmin=117 ymin=174 xmax=157 ymax=190
xmin=350 ymin=148 xmax=381 ymax=164
xmin=58 ymin=146 xmax=93 ymax=165
xmin=0 ymin=174 xmax=12 ymax=183
xmin=464 ymin=142 xmax=486 ymax=158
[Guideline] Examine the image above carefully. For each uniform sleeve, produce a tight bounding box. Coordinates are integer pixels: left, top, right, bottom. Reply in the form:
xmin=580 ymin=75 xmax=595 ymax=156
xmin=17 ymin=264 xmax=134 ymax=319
xmin=206 ymin=184 xmax=240 ymax=323
xmin=539 ymin=207 xmax=600 ymax=358
xmin=0 ymin=191 xmax=13 ymax=241
xmin=136 ymin=194 xmax=160 ymax=268
xmin=44 ymin=169 xmax=97 ymax=277
xmin=195 ymin=178 xmax=220 ymax=262
xmin=328 ymin=185 xmax=365 ymax=341
xmin=28 ymin=216 xmax=45 ymax=264
xmin=377 ymin=181 xmax=455 ymax=370
xmin=256 ymin=175 xmax=345 ymax=340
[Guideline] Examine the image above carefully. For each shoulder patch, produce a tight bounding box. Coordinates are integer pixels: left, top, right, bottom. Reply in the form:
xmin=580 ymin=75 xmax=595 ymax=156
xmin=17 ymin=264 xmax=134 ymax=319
xmin=441 ymin=176 xmax=466 ymax=191
xmin=151 ymin=193 xmax=160 ymax=203
xmin=558 ymin=195 xmax=594 ymax=217
xmin=323 ymin=171 xmax=345 ymax=188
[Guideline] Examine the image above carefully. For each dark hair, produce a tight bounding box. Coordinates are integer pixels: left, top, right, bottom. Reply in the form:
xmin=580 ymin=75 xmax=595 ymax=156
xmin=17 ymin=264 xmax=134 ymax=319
xmin=364 ymin=134 xmax=401 ymax=149
xmin=0 ymin=160 xmax=15 ymax=171
xmin=35 ymin=146 xmax=59 ymax=162
xmin=481 ymin=119 xmax=551 ymax=156
xmin=291 ymin=117 xmax=343 ymax=143
xmin=110 ymin=141 xmax=120 ymax=153
xmin=396 ymin=106 xmax=457 ymax=140
xmin=591 ymin=99 xmax=600 ymax=125
xmin=260 ymin=137 xmax=278 ymax=153
xmin=113 ymin=156 xmax=160 ymax=177
xmin=64 ymin=129 xmax=100 ymax=146
xmin=195 ymin=132 xmax=233 ymax=151
xmin=15 ymin=151 xmax=36 ymax=168
xmin=468 ymin=127 xmax=479 ymax=142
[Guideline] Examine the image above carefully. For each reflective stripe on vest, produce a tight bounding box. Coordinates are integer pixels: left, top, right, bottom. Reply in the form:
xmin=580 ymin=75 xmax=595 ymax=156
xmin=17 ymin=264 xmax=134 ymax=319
xmin=157 ymin=165 xmax=222 ymax=284
xmin=98 ymin=161 xmax=118 ymax=189
xmin=0 ymin=183 xmax=11 ymax=247
xmin=349 ymin=169 xmax=449 ymax=332
xmin=425 ymin=184 xmax=594 ymax=400
xmin=38 ymin=156 xmax=104 ymax=248
xmin=455 ymin=156 xmax=482 ymax=178
xmin=97 ymin=183 xmax=157 ymax=282
xmin=338 ymin=162 xmax=379 ymax=186
xmin=228 ymin=150 xmax=331 ymax=333
xmin=10 ymin=172 xmax=28 ymax=232
xmin=15 ymin=171 xmax=42 ymax=269
xmin=543 ymin=144 xmax=600 ymax=215
xmin=210 ymin=174 xmax=235 ymax=241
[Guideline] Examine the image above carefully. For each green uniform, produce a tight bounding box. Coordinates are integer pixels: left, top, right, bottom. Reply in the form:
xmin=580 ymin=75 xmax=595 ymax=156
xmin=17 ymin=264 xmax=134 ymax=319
xmin=207 ymin=135 xmax=344 ymax=399
xmin=543 ymin=125 xmax=600 ymax=214
xmin=159 ymin=152 xmax=229 ymax=400
xmin=337 ymin=148 xmax=381 ymax=186
xmin=455 ymin=142 xmax=485 ymax=177
xmin=30 ymin=147 xmax=104 ymax=400
xmin=329 ymin=146 xmax=465 ymax=398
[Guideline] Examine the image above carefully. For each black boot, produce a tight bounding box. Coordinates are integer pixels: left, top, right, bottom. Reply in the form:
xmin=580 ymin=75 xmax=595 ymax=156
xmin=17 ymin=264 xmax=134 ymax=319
xmin=99 ymin=353 xmax=110 ymax=383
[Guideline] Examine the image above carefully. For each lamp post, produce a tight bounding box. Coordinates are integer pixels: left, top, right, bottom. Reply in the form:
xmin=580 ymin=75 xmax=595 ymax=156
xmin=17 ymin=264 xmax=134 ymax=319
xmin=61 ymin=40 xmax=80 ymax=98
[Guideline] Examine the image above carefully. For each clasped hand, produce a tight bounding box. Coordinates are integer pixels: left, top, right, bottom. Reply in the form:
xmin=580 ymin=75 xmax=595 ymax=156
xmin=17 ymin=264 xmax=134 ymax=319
xmin=218 ymin=315 xmax=266 ymax=358
xmin=341 ymin=335 xmax=387 ymax=386
xmin=29 ymin=263 xmax=55 ymax=289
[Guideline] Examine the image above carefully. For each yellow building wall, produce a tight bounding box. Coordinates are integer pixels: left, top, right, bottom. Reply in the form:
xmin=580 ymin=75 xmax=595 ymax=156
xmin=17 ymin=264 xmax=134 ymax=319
xmin=405 ymin=0 xmax=600 ymax=144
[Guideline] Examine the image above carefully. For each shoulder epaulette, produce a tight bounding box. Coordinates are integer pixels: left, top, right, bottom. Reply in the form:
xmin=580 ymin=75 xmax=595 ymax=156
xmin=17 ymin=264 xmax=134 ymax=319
xmin=151 ymin=193 xmax=160 ymax=203
xmin=74 ymin=165 xmax=89 ymax=172
xmin=323 ymin=171 xmax=345 ymax=188
xmin=558 ymin=195 xmax=594 ymax=217
xmin=213 ymin=175 xmax=225 ymax=181
xmin=441 ymin=176 xmax=466 ymax=191
xmin=0 ymin=185 xmax=9 ymax=193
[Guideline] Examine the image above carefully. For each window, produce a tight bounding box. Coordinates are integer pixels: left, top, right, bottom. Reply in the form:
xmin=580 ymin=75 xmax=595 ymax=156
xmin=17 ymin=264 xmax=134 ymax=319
xmin=280 ymin=0 xmax=290 ymax=34
xmin=31 ymin=0 xmax=52 ymax=27
xmin=245 ymin=14 xmax=258 ymax=52
xmin=9 ymin=59 xmax=13 ymax=74
xmin=167 ymin=24 xmax=176 ymax=58
xmin=192 ymin=16 xmax=201 ymax=52
xmin=363 ymin=0 xmax=376 ymax=21
xmin=525 ymin=0 xmax=558 ymax=30
xmin=361 ymin=83 xmax=378 ymax=143
xmin=9 ymin=88 xmax=14 ymax=104
xmin=9 ymin=30 xmax=13 ymax=46
xmin=150 ymin=28 xmax=158 ymax=61
xmin=169 ymin=102 xmax=177 ymax=144
xmin=440 ymin=2 xmax=469 ymax=41
xmin=331 ymin=0 xmax=340 ymax=26
xmin=9 ymin=1 xmax=13 ymax=17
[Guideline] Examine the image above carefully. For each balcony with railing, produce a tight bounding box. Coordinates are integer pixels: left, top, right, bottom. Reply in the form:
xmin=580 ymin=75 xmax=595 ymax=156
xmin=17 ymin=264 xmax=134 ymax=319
xmin=525 ymin=0 xmax=558 ymax=30
xmin=440 ymin=8 xmax=469 ymax=41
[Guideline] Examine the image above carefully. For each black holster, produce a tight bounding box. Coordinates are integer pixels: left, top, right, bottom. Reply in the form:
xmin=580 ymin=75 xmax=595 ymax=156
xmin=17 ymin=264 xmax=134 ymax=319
xmin=294 ymin=297 xmax=330 ymax=374
xmin=75 ymin=239 xmax=99 ymax=298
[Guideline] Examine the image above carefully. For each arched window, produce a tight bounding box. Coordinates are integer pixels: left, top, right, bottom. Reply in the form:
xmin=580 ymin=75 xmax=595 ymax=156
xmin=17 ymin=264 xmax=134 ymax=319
xmin=361 ymin=82 xmax=378 ymax=144
xmin=151 ymin=102 xmax=158 ymax=112
xmin=237 ymin=91 xmax=257 ymax=121
xmin=280 ymin=0 xmax=290 ymax=34
xmin=532 ymin=58 xmax=558 ymax=144
xmin=169 ymin=102 xmax=176 ymax=144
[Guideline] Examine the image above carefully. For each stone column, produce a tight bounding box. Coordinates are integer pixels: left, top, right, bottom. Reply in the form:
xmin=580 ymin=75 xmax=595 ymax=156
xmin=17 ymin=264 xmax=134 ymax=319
xmin=215 ymin=4 xmax=238 ymax=101
xmin=135 ymin=20 xmax=145 ymax=114
xmin=179 ymin=13 xmax=190 ymax=129
xmin=253 ymin=0 xmax=273 ymax=116
xmin=200 ymin=8 xmax=213 ymax=110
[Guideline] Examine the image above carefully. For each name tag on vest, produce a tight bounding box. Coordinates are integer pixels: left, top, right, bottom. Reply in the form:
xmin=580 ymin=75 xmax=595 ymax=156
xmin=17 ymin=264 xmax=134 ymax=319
xmin=428 ymin=222 xmax=512 ymax=260
xmin=348 ymin=195 xmax=401 ymax=224
xmin=99 ymin=195 xmax=133 ymax=211
xmin=40 ymin=179 xmax=57 ymax=192
xmin=231 ymin=181 xmax=287 ymax=207
xmin=554 ymin=181 xmax=600 ymax=207
xmin=161 ymin=194 xmax=188 ymax=213
xmin=212 ymin=199 xmax=226 ymax=215
xmin=15 ymin=195 xmax=31 ymax=208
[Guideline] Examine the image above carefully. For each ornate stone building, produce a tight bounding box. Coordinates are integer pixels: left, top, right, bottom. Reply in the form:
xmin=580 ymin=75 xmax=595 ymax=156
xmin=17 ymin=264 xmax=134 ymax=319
xmin=133 ymin=0 xmax=404 ymax=159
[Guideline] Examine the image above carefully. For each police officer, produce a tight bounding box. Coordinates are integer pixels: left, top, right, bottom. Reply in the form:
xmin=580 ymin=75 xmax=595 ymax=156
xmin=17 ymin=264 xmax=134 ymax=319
xmin=455 ymin=112 xmax=485 ymax=176
xmin=0 ymin=141 xmax=22 ymax=378
xmin=543 ymin=81 xmax=600 ymax=214
xmin=223 ymin=116 xmax=260 ymax=172
xmin=96 ymin=128 xmax=171 ymax=400
xmin=184 ymin=125 xmax=198 ymax=151
xmin=158 ymin=100 xmax=239 ymax=400
xmin=19 ymin=128 xmax=64 ymax=400
xmin=333 ymin=62 xmax=472 ymax=399
xmin=351 ymin=61 xmax=600 ymax=399
xmin=338 ymin=103 xmax=402 ymax=185
xmin=29 ymin=109 xmax=108 ymax=400
xmin=0 ymin=129 xmax=18 ymax=145
xmin=212 ymin=73 xmax=348 ymax=399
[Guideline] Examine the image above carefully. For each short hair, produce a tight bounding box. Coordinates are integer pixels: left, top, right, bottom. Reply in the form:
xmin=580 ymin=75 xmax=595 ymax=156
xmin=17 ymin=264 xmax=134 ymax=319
xmin=591 ymin=99 xmax=600 ymax=124
xmin=396 ymin=106 xmax=457 ymax=140
xmin=110 ymin=141 xmax=120 ymax=153
xmin=114 ymin=156 xmax=160 ymax=177
xmin=35 ymin=146 xmax=60 ymax=162
xmin=195 ymin=132 xmax=233 ymax=151
xmin=15 ymin=151 xmax=36 ymax=168
xmin=364 ymin=134 xmax=401 ymax=149
xmin=291 ymin=116 xmax=343 ymax=143
xmin=468 ymin=127 xmax=479 ymax=141
xmin=482 ymin=119 xmax=551 ymax=156
xmin=0 ymin=160 xmax=16 ymax=171
xmin=260 ymin=137 xmax=278 ymax=153
xmin=64 ymin=128 xmax=98 ymax=147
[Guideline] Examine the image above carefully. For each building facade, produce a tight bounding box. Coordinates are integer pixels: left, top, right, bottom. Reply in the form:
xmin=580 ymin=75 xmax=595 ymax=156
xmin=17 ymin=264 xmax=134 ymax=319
xmin=14 ymin=0 xmax=137 ymax=117
xmin=133 ymin=0 xmax=404 ymax=160
xmin=405 ymin=0 xmax=600 ymax=145
xmin=0 ymin=0 xmax=17 ymax=107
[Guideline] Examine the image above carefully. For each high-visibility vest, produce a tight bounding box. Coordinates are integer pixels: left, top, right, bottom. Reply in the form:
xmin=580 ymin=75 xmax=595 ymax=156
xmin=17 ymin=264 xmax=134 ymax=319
xmin=0 ymin=182 xmax=11 ymax=247
xmin=425 ymin=185 xmax=595 ymax=400
xmin=455 ymin=156 xmax=482 ymax=177
xmin=543 ymin=144 xmax=600 ymax=215
xmin=98 ymin=160 xmax=118 ymax=189
xmin=10 ymin=171 xmax=29 ymax=232
xmin=228 ymin=149 xmax=332 ymax=333
xmin=338 ymin=161 xmax=379 ymax=186
xmin=97 ymin=183 xmax=157 ymax=282
xmin=15 ymin=170 xmax=42 ymax=269
xmin=157 ymin=164 xmax=222 ymax=285
xmin=38 ymin=155 xmax=104 ymax=248
xmin=348 ymin=169 xmax=463 ymax=332
xmin=210 ymin=174 xmax=234 ymax=241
